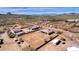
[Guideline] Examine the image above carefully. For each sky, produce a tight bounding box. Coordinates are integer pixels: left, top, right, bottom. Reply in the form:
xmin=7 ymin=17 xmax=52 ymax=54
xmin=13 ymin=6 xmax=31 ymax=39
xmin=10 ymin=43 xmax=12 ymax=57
xmin=0 ymin=7 xmax=79 ymax=15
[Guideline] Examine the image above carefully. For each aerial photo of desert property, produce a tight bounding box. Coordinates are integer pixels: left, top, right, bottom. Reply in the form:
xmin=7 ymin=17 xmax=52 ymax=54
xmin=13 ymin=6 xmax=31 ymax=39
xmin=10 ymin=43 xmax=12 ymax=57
xmin=0 ymin=7 xmax=79 ymax=51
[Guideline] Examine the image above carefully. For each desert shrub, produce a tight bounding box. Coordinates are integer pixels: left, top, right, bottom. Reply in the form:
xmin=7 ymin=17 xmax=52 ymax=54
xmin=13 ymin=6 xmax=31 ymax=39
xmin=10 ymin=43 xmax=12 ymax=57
xmin=8 ymin=32 xmax=16 ymax=38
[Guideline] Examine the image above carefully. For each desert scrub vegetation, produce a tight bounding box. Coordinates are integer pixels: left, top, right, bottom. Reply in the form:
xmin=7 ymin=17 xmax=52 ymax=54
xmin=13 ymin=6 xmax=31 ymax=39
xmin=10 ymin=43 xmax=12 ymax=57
xmin=0 ymin=13 xmax=79 ymax=27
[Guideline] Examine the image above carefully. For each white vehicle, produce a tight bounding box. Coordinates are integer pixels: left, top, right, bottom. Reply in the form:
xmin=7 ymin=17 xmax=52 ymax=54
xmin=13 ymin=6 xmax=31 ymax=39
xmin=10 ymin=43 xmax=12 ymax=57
xmin=51 ymin=38 xmax=61 ymax=45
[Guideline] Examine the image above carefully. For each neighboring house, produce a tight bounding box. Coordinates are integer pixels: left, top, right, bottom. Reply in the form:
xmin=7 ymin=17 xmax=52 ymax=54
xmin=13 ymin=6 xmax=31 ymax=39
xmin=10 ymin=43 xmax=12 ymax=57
xmin=13 ymin=28 xmax=22 ymax=33
xmin=40 ymin=29 xmax=55 ymax=35
xmin=16 ymin=31 xmax=25 ymax=36
xmin=22 ymin=28 xmax=35 ymax=33
xmin=29 ymin=25 xmax=40 ymax=31
xmin=66 ymin=19 xmax=79 ymax=23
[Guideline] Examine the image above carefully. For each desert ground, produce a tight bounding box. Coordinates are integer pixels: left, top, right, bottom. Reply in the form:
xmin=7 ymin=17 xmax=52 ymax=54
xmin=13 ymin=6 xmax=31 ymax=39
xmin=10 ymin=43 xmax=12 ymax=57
xmin=0 ymin=14 xmax=79 ymax=51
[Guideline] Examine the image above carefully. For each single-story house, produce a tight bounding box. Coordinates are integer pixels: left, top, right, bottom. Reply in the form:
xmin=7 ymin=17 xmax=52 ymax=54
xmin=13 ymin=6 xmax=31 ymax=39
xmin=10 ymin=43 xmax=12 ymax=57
xmin=40 ymin=29 xmax=55 ymax=35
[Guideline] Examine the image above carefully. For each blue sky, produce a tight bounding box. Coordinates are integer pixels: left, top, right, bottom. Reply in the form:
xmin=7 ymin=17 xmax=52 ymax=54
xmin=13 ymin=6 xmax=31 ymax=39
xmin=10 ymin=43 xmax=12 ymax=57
xmin=0 ymin=7 xmax=79 ymax=15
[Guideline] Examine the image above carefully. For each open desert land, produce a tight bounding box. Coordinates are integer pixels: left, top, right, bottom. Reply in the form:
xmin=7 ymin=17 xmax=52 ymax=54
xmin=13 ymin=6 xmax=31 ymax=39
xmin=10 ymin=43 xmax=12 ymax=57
xmin=0 ymin=14 xmax=79 ymax=51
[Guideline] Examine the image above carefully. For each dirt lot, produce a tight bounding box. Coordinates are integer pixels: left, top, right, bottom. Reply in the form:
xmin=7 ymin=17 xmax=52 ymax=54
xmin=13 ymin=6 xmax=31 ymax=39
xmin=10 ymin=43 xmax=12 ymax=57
xmin=0 ymin=22 xmax=79 ymax=51
xmin=20 ymin=31 xmax=50 ymax=49
xmin=38 ymin=31 xmax=73 ymax=51
xmin=0 ymin=32 xmax=21 ymax=51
